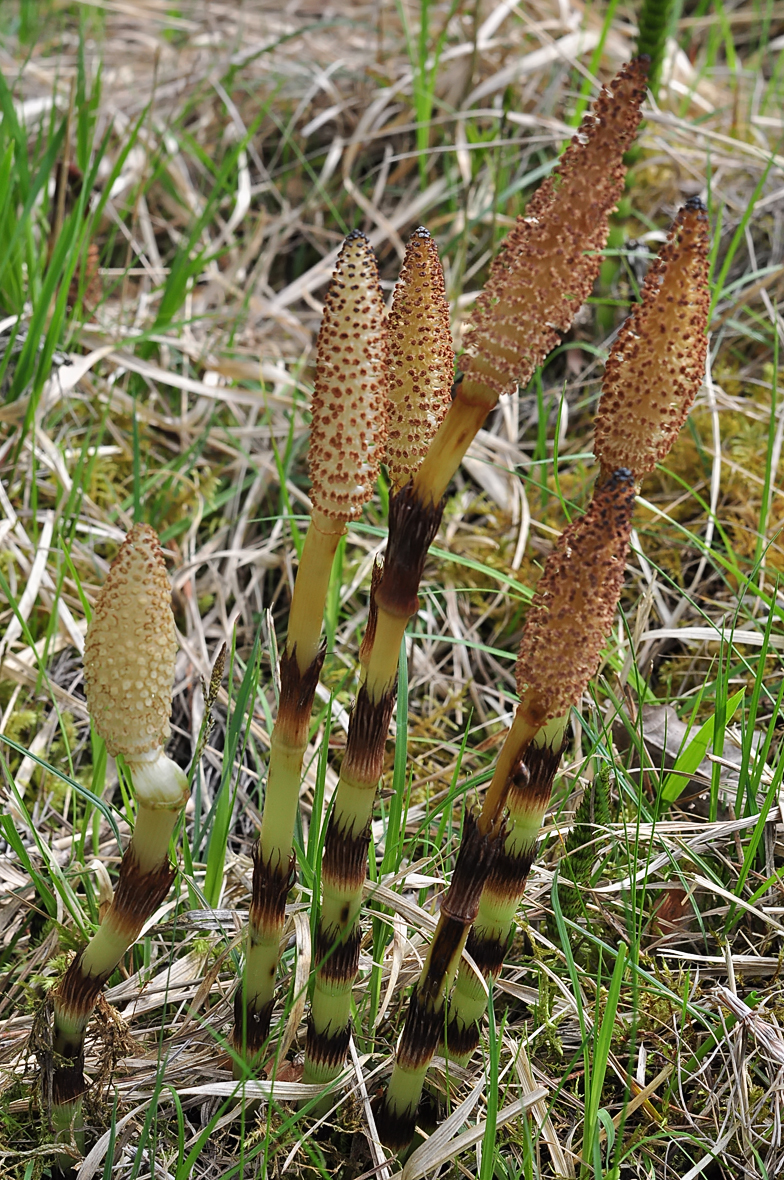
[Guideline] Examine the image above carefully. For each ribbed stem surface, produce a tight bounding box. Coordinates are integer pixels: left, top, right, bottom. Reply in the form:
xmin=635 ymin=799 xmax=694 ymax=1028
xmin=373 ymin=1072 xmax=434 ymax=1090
xmin=235 ymin=514 xmax=339 ymax=1062
xmin=52 ymin=785 xmax=184 ymax=1113
xmin=304 ymin=483 xmax=444 ymax=1085
xmin=375 ymin=814 xmax=501 ymax=1151
xmin=303 ymin=686 xmax=394 ymax=1085
xmin=287 ymin=511 xmax=345 ymax=673
xmin=445 ymin=718 xmax=568 ymax=1065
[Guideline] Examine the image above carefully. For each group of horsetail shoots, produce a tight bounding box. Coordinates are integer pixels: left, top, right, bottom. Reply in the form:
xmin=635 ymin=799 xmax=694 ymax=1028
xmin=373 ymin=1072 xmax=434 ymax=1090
xmin=46 ymin=54 xmax=713 ymax=1162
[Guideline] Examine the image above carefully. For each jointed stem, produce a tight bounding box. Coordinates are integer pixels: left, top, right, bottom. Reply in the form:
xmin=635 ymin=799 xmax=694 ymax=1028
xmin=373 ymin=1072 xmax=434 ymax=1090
xmin=236 ymin=513 xmax=343 ymax=1063
xmin=52 ymin=774 xmax=186 ymax=1136
xmin=445 ymin=717 xmax=568 ymax=1064
xmin=304 ymin=483 xmax=443 ymax=1084
xmin=236 ymin=229 xmax=389 ymax=1068
xmin=477 ymin=703 xmax=544 ymax=836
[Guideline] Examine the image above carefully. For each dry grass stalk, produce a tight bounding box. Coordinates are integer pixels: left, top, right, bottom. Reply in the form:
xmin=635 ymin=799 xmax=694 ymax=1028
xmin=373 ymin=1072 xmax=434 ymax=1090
xmin=236 ymin=230 xmax=388 ymax=1064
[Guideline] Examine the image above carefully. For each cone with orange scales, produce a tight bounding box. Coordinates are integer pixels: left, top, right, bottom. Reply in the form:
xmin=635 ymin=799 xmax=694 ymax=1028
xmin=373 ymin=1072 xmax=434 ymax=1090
xmin=594 ymin=196 xmax=710 ymax=486
xmin=412 ymin=57 xmax=648 ymax=508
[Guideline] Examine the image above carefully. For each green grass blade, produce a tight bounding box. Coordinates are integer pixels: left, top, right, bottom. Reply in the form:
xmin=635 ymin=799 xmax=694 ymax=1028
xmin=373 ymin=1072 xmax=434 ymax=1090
xmin=660 ymin=687 xmax=745 ymax=803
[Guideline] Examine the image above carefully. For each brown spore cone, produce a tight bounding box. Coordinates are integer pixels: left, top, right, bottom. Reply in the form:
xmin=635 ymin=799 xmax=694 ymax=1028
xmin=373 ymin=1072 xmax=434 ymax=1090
xmin=386 ymin=226 xmax=454 ymax=485
xmin=594 ymin=197 xmax=710 ymax=482
xmin=460 ymin=57 xmax=649 ymax=405
xmin=308 ymin=229 xmax=388 ymax=520
xmin=83 ymin=523 xmax=177 ymax=761
xmin=515 ymin=470 xmax=636 ymax=722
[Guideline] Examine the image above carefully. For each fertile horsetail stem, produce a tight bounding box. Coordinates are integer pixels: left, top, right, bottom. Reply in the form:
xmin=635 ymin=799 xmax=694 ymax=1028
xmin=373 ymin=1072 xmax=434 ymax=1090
xmin=594 ymin=198 xmax=710 ymax=485
xmin=375 ymin=61 xmax=650 ymax=1146
xmin=290 ymin=229 xmax=389 ymax=672
xmin=377 ymin=474 xmax=636 ymax=1150
xmin=446 ymin=198 xmax=711 ymax=1070
xmin=303 ymin=228 xmax=452 ymax=1087
xmin=235 ymin=231 xmax=388 ymax=1064
xmin=386 ymin=226 xmax=453 ymax=490
xmin=413 ymin=57 xmax=648 ymax=506
xmin=52 ymin=525 xmax=187 ymax=1136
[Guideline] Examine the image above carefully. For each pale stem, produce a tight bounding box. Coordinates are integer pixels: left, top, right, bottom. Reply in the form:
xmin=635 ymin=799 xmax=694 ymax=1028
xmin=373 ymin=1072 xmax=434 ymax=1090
xmin=287 ymin=510 xmax=346 ymax=672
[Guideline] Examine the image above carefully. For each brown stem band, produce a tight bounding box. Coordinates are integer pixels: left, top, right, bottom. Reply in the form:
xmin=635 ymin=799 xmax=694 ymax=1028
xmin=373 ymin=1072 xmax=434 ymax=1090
xmin=54 ymin=849 xmax=174 ymax=1026
xmin=484 ymin=841 xmax=538 ymax=901
xmin=233 ymin=992 xmax=275 ymax=1058
xmin=341 ymin=684 xmax=396 ymax=787
xmin=107 ymin=845 xmax=175 ymax=941
xmin=442 ymin=1016 xmax=480 ymax=1060
xmin=373 ymin=1098 xmax=419 ymax=1156
xmin=464 ymin=926 xmax=511 ymax=980
xmin=322 ymin=814 xmax=371 ymax=894
xmin=374 ymin=482 xmax=444 ymax=619
xmin=304 ymin=1018 xmax=351 ymax=1072
xmin=277 ymin=643 xmax=327 ymax=745
xmin=54 ymin=954 xmax=108 ymax=1037
xmin=516 ymin=737 xmax=567 ymax=803
xmin=359 ymin=557 xmax=383 ymax=666
xmin=395 ymin=988 xmax=443 ymax=1073
xmin=52 ymin=846 xmax=175 ymax=1106
xmin=249 ymin=846 xmax=295 ymax=938
xmin=440 ymin=813 xmax=500 ymax=922
xmin=51 ymin=1055 xmax=88 ymax=1108
xmin=415 ymin=815 xmax=503 ymax=1005
xmin=314 ymin=923 xmax=362 ymax=986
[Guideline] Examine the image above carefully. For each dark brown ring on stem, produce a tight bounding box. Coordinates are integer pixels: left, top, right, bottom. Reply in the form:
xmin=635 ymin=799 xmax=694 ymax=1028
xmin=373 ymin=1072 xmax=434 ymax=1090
xmin=277 ymin=643 xmax=327 ymax=746
xmin=340 ymin=685 xmax=397 ymax=788
xmin=233 ymin=992 xmax=275 ymax=1060
xmin=304 ymin=1019 xmax=352 ymax=1076
xmin=249 ymin=847 xmax=295 ymax=935
xmin=374 ymin=482 xmax=445 ymax=618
